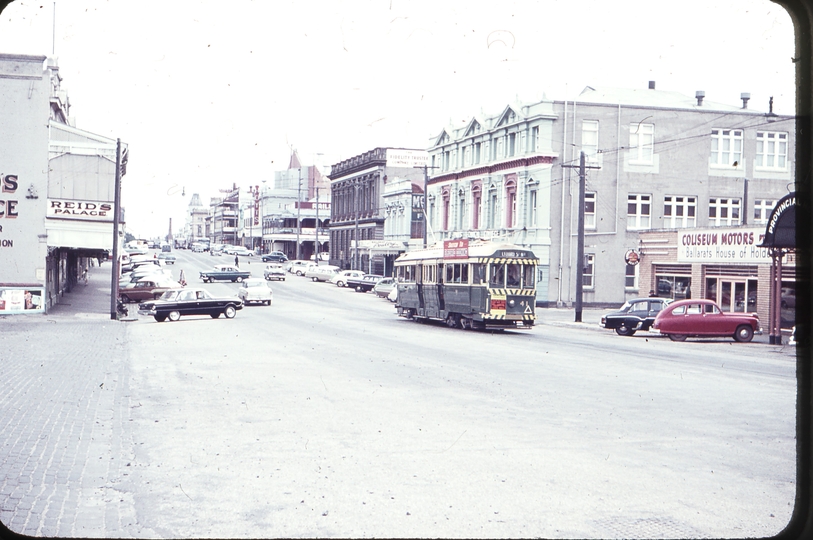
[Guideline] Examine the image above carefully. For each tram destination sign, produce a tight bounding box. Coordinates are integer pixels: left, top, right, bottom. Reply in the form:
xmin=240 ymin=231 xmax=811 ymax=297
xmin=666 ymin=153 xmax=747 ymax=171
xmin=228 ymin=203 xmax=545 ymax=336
xmin=444 ymin=239 xmax=468 ymax=259
xmin=495 ymin=249 xmax=535 ymax=259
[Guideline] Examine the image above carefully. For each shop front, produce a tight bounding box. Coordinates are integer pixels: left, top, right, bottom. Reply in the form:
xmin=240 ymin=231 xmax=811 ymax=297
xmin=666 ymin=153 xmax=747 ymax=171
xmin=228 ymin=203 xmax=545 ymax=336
xmin=638 ymin=226 xmax=795 ymax=329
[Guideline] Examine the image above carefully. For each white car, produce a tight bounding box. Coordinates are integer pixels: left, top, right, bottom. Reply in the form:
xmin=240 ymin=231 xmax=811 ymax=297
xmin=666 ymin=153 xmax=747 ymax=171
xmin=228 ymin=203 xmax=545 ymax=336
xmin=263 ymin=264 xmax=286 ymax=281
xmin=231 ymin=247 xmax=254 ymax=257
xmin=329 ymin=270 xmax=365 ymax=288
xmin=237 ymin=278 xmax=273 ymax=306
xmin=286 ymin=260 xmax=312 ymax=275
xmin=305 ymin=265 xmax=340 ymax=282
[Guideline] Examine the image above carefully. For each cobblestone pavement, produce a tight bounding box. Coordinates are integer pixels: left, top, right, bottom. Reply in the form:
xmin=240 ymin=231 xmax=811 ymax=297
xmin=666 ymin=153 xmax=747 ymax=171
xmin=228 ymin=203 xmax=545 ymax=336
xmin=0 ymin=263 xmax=150 ymax=537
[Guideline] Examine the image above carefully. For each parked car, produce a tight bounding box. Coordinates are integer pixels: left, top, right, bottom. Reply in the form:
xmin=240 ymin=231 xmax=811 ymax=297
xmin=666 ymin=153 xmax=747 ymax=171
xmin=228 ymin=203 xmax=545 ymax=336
xmin=157 ymin=252 xmax=176 ymax=264
xmin=237 ymin=278 xmax=273 ymax=306
xmin=600 ymin=297 xmax=672 ymax=336
xmin=231 ymin=246 xmax=254 ymax=257
xmin=161 ymin=244 xmax=172 ymax=253
xmin=199 ymin=265 xmax=251 ymax=283
xmin=262 ymin=252 xmax=288 ymax=263
xmin=191 ymin=243 xmax=205 ymax=253
xmin=372 ymin=277 xmax=396 ymax=298
xmin=309 ymin=252 xmax=330 ymax=262
xmin=138 ymin=288 xmax=243 ymax=322
xmin=781 ymin=287 xmax=796 ymax=308
xmin=286 ymin=260 xmax=312 ymax=275
xmin=347 ymin=274 xmax=383 ymax=293
xmin=119 ymin=277 xmax=181 ymax=303
xmin=329 ymin=270 xmax=365 ymax=288
xmin=651 ymin=299 xmax=762 ymax=342
xmin=387 ymin=286 xmax=397 ymax=302
xmin=263 ymin=263 xmax=286 ymax=281
xmin=305 ymin=265 xmax=340 ymax=282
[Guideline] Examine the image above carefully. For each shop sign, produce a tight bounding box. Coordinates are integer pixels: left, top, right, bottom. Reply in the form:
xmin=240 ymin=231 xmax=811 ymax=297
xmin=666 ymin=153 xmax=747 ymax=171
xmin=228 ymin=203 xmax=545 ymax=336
xmin=0 ymin=287 xmax=45 ymax=314
xmin=625 ymin=249 xmax=640 ymax=265
xmin=47 ymin=198 xmax=113 ymax=221
xmin=677 ymin=227 xmax=771 ymax=264
xmin=386 ymin=149 xmax=429 ymax=168
xmin=412 ymin=193 xmax=425 ymax=221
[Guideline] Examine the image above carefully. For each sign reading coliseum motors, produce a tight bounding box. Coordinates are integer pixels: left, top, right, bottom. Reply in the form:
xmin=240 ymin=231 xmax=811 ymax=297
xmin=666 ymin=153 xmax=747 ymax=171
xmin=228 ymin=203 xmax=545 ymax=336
xmin=47 ymin=198 xmax=113 ymax=221
xmin=677 ymin=227 xmax=771 ymax=264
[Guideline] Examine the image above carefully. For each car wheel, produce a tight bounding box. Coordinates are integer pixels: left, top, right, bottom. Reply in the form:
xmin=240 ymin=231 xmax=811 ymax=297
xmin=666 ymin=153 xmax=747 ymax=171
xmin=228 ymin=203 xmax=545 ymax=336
xmin=668 ymin=333 xmax=687 ymax=342
xmin=236 ymin=276 xmax=243 ymax=283
xmin=210 ymin=313 xmax=220 ymax=318
xmin=615 ymin=324 xmax=636 ymax=336
xmin=355 ymin=285 xmax=363 ymax=292
xmin=168 ymin=310 xmax=181 ymax=322
xmin=265 ymin=300 xmax=271 ymax=306
xmin=120 ymin=294 xmax=131 ymax=303
xmin=734 ymin=325 xmax=754 ymax=342
xmin=337 ymin=281 xmax=344 ymax=287
xmin=312 ymin=277 xmax=318 ymax=282
xmin=154 ymin=315 xmax=167 ymax=322
xmin=224 ymin=305 xmax=237 ymax=319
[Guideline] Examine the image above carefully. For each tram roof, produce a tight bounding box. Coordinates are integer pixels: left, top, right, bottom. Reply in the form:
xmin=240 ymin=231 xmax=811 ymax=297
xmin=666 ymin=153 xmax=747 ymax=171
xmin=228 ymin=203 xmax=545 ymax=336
xmin=395 ymin=240 xmax=539 ymax=263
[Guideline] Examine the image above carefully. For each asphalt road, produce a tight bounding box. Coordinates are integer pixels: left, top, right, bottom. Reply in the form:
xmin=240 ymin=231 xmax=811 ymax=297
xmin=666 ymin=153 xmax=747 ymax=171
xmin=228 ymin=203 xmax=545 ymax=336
xmin=0 ymin=250 xmax=798 ymax=538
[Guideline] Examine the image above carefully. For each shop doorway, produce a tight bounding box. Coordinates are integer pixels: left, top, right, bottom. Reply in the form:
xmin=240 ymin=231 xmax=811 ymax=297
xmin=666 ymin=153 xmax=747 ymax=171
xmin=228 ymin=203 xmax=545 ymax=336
xmin=706 ymin=278 xmax=758 ymax=313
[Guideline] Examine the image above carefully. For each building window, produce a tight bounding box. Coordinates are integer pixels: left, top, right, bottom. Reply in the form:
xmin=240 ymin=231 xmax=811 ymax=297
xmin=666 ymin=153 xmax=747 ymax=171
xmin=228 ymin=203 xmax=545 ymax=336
xmin=708 ymin=197 xmax=741 ymax=226
xmin=710 ymin=129 xmax=743 ymax=166
xmin=532 ymin=126 xmax=540 ymax=152
xmin=753 ymin=199 xmax=775 ymax=225
xmin=583 ymin=254 xmax=595 ymax=289
xmin=442 ymin=193 xmax=450 ymax=231
xmin=585 ymin=191 xmax=596 ymax=229
xmin=488 ymin=189 xmax=498 ymax=229
xmin=582 ymin=120 xmax=599 ymax=163
xmin=627 ymin=194 xmax=651 ymax=230
xmin=474 ymin=142 xmax=481 ymax=164
xmin=497 ymin=137 xmax=504 ymax=160
xmin=506 ymin=182 xmax=517 ymax=228
xmin=529 ymin=189 xmax=538 ymax=227
xmin=663 ymin=196 xmax=696 ymax=228
xmin=508 ymin=133 xmax=516 ymax=157
xmin=629 ymin=123 xmax=654 ymax=163
xmin=625 ymin=263 xmax=638 ymax=289
xmin=472 ymin=187 xmax=481 ymax=229
xmin=443 ymin=151 xmax=450 ymax=171
xmin=756 ymin=132 xmax=788 ymax=169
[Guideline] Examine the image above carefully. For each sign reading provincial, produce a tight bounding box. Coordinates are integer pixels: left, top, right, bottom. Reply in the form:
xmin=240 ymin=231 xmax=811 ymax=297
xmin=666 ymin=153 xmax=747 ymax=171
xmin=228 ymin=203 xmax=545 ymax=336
xmin=47 ymin=199 xmax=113 ymax=221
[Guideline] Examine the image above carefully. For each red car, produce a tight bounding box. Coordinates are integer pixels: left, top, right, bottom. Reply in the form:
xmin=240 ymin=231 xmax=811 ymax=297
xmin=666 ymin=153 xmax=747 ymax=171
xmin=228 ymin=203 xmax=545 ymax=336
xmin=651 ymin=299 xmax=761 ymax=342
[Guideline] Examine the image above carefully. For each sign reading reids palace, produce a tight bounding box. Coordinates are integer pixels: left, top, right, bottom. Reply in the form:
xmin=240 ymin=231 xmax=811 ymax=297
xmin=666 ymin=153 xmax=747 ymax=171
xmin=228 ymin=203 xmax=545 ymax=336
xmin=47 ymin=198 xmax=113 ymax=221
xmin=677 ymin=227 xmax=771 ymax=264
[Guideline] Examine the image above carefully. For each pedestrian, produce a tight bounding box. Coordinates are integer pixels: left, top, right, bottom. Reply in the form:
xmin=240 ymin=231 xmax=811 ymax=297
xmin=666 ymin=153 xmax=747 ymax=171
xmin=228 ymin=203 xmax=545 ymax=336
xmin=648 ymin=289 xmax=656 ymax=297
xmin=235 ymin=254 xmax=239 ymax=267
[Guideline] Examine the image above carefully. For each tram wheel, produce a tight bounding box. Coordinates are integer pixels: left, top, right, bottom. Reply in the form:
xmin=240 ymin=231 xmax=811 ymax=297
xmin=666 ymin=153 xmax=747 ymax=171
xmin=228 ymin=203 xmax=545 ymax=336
xmin=459 ymin=317 xmax=471 ymax=330
xmin=446 ymin=314 xmax=459 ymax=328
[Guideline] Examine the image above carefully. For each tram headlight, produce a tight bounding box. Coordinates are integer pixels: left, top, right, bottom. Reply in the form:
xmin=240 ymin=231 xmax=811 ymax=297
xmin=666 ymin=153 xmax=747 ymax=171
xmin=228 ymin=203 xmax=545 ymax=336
xmin=508 ymin=299 xmax=515 ymax=308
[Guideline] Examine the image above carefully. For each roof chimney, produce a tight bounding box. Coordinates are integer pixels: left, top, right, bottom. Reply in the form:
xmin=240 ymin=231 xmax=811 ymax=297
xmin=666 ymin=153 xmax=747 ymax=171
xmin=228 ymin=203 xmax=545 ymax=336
xmin=695 ymin=91 xmax=705 ymax=106
xmin=741 ymin=92 xmax=751 ymax=109
xmin=648 ymin=81 xmax=656 ymax=90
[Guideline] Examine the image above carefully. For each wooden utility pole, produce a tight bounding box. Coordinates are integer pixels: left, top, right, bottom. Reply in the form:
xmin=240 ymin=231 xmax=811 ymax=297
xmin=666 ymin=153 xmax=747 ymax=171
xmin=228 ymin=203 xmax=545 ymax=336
xmin=563 ymin=151 xmax=600 ymax=322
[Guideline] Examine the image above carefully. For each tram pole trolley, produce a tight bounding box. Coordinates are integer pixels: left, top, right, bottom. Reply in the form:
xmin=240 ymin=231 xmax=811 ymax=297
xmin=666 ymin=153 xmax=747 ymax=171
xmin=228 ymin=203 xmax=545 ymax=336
xmin=394 ymin=239 xmax=538 ymax=331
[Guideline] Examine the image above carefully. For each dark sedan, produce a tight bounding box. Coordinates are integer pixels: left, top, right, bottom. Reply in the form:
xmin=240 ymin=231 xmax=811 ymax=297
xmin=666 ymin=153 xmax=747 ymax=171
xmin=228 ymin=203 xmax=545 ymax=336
xmin=261 ymin=252 xmax=288 ymax=263
xmin=137 ymin=288 xmax=243 ymax=322
xmin=600 ymin=297 xmax=671 ymax=336
xmin=651 ymin=298 xmax=762 ymax=342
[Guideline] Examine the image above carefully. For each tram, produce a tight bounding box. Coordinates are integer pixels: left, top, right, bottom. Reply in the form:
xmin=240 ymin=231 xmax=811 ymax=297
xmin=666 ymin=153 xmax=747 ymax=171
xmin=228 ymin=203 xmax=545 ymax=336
xmin=393 ymin=239 xmax=539 ymax=330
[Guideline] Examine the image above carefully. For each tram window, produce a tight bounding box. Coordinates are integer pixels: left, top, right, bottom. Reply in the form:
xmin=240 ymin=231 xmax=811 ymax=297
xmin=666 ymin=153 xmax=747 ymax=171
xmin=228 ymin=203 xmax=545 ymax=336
xmin=522 ymin=265 xmax=535 ymax=288
xmin=446 ymin=264 xmax=454 ymax=283
xmin=506 ymin=264 xmax=521 ymax=287
xmin=472 ymin=264 xmax=485 ymax=284
xmin=489 ymin=263 xmax=505 ymax=287
xmin=461 ymin=264 xmax=469 ymax=284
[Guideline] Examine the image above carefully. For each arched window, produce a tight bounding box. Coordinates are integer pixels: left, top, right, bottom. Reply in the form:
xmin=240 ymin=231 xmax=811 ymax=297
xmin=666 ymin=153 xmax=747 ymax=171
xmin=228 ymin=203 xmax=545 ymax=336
xmin=441 ymin=188 xmax=451 ymax=231
xmin=505 ymin=179 xmax=517 ymax=228
xmin=471 ymin=183 xmax=482 ymax=230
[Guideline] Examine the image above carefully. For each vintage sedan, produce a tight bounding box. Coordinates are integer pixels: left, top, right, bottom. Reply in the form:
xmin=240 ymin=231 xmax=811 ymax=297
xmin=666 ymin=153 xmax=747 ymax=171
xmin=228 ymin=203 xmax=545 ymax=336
xmin=329 ymin=270 xmax=365 ymax=288
xmin=600 ymin=297 xmax=671 ymax=336
xmin=237 ymin=278 xmax=273 ymax=306
xmin=261 ymin=251 xmax=288 ymax=263
xmin=199 ymin=265 xmax=251 ymax=283
xmin=157 ymin=252 xmax=176 ymax=264
xmin=651 ymin=299 xmax=762 ymax=342
xmin=305 ymin=265 xmax=340 ymax=282
xmin=263 ymin=263 xmax=286 ymax=281
xmin=372 ymin=277 xmax=396 ymax=298
xmin=138 ymin=288 xmax=243 ymax=322
xmin=119 ymin=277 xmax=180 ymax=303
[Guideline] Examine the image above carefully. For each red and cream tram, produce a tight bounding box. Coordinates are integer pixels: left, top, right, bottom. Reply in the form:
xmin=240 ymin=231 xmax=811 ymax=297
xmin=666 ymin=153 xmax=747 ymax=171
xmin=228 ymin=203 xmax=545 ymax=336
xmin=393 ymin=239 xmax=539 ymax=330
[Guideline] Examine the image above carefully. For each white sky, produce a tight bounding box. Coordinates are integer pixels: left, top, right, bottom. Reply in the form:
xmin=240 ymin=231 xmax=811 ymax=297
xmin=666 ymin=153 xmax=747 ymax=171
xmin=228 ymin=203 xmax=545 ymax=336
xmin=0 ymin=0 xmax=797 ymax=238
